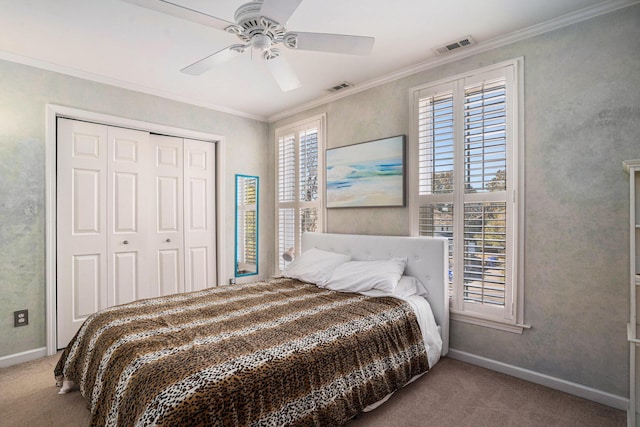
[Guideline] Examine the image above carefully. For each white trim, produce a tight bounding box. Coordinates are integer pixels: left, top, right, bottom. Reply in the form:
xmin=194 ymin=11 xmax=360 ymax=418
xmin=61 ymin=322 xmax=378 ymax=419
xmin=451 ymin=312 xmax=529 ymax=334
xmin=50 ymin=105 xmax=223 ymax=141
xmin=447 ymin=348 xmax=629 ymax=411
xmin=630 ymin=345 xmax=636 ymax=427
xmin=408 ymin=91 xmax=419 ymax=236
xmin=267 ymin=0 xmax=638 ymax=123
xmin=0 ymin=347 xmax=47 ymax=368
xmin=623 ymin=159 xmax=640 ymax=173
xmin=515 ymin=58 xmax=526 ymax=326
xmin=409 ymin=58 xmax=522 ymax=95
xmin=45 ymin=108 xmax=57 ymax=356
xmin=0 ymin=51 xmax=265 ymax=122
xmin=216 ymin=139 xmax=227 ymax=288
xmin=45 ymin=104 xmax=226 ymax=356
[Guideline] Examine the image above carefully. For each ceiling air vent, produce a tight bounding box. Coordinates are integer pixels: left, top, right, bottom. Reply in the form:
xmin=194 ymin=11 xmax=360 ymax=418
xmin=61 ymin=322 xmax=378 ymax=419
xmin=434 ymin=36 xmax=475 ymax=55
xmin=328 ymin=82 xmax=353 ymax=92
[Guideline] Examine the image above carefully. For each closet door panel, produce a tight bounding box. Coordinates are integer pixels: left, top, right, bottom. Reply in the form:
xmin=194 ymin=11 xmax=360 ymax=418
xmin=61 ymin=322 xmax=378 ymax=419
xmin=159 ymin=249 xmax=181 ymax=295
xmin=188 ymin=247 xmax=209 ymax=290
xmin=72 ymin=254 xmax=101 ymax=318
xmin=150 ymin=134 xmax=184 ymax=296
xmin=113 ymin=172 xmax=138 ymax=232
xmin=73 ymin=169 xmax=101 ymax=233
xmin=158 ymin=176 xmax=179 ymax=231
xmin=57 ymin=118 xmax=108 ymax=349
xmin=188 ymin=178 xmax=207 ymax=229
xmin=113 ymin=251 xmax=137 ymax=304
xmin=107 ymin=127 xmax=152 ymax=305
xmin=184 ymin=139 xmax=217 ymax=291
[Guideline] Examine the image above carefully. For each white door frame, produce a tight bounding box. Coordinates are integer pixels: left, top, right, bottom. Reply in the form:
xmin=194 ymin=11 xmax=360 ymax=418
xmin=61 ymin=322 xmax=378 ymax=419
xmin=45 ymin=104 xmax=227 ymax=356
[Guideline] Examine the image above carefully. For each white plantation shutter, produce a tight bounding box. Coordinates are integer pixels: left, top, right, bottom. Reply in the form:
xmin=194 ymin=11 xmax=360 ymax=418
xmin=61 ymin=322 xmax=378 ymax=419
xmin=277 ymin=132 xmax=297 ymax=271
xmin=276 ymin=116 xmax=325 ymax=272
xmin=299 ymin=129 xmax=318 ymax=202
xmin=463 ymin=202 xmax=506 ymax=307
xmin=461 ymin=74 xmax=510 ymax=314
xmin=414 ymin=60 xmax=522 ymax=329
xmin=418 ymin=91 xmax=454 ymax=196
xmin=279 ymin=133 xmax=296 ymax=203
xmin=417 ymin=88 xmax=456 ymax=294
xmin=278 ymin=208 xmax=295 ymax=271
xmin=463 ymin=78 xmax=507 ymax=193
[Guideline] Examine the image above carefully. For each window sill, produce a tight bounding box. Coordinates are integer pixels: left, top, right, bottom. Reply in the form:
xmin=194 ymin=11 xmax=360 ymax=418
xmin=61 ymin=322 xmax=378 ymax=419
xmin=451 ymin=311 xmax=531 ymax=334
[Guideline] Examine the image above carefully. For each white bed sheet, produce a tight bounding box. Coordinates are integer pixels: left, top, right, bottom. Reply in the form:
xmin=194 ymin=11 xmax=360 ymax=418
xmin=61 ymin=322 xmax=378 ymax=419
xmin=400 ymin=294 xmax=443 ymax=369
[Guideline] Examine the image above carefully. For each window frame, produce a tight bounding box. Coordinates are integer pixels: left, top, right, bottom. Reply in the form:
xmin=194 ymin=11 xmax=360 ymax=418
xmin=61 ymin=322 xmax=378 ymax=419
xmin=274 ymin=114 xmax=326 ymax=274
xmin=409 ymin=58 xmax=527 ymax=333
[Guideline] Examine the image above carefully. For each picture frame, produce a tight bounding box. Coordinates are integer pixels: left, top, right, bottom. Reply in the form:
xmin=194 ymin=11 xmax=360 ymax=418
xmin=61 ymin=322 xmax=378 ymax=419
xmin=326 ymin=135 xmax=405 ymax=208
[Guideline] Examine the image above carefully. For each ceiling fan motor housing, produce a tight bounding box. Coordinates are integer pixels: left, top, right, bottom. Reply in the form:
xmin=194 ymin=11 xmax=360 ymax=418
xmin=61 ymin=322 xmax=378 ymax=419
xmin=233 ymin=1 xmax=263 ymax=24
xmin=227 ymin=1 xmax=287 ymax=51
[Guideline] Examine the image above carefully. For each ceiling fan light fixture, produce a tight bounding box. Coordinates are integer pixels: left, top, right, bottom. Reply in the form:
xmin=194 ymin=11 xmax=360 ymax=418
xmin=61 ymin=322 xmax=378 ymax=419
xmin=252 ymin=33 xmax=272 ymax=52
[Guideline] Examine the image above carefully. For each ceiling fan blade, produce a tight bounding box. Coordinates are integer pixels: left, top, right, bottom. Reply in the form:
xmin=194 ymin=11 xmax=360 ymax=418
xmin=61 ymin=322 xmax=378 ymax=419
xmin=122 ymin=0 xmax=233 ymax=31
xmin=264 ymin=53 xmax=301 ymax=92
xmin=181 ymin=45 xmax=245 ymax=75
xmin=287 ymin=32 xmax=375 ymax=55
xmin=260 ymin=0 xmax=303 ymax=25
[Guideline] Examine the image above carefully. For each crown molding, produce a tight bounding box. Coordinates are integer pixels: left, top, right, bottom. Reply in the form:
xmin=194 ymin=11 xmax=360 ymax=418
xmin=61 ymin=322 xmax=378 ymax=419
xmin=1 ymin=0 xmax=635 ymax=124
xmin=267 ymin=0 xmax=638 ymax=123
xmin=0 ymin=50 xmax=267 ymax=122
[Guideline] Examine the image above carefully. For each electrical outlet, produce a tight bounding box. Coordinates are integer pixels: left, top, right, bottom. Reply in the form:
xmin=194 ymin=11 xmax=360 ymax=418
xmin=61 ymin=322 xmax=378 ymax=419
xmin=229 ymin=278 xmax=236 ymax=285
xmin=14 ymin=309 xmax=28 ymax=327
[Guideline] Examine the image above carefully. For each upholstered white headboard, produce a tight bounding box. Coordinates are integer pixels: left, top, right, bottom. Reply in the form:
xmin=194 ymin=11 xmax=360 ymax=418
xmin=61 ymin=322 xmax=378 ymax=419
xmin=301 ymin=232 xmax=449 ymax=355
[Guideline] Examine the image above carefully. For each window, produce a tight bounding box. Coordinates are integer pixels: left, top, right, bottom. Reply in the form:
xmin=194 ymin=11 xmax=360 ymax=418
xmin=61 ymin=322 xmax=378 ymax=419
xmin=275 ymin=115 xmax=325 ymax=272
xmin=411 ymin=59 xmax=525 ymax=332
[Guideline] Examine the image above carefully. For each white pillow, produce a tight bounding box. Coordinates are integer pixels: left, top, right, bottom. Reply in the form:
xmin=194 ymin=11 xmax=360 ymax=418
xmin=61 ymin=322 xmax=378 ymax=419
xmin=323 ymin=257 xmax=407 ymax=293
xmin=358 ymin=275 xmax=429 ymax=299
xmin=282 ymin=248 xmax=351 ymax=285
xmin=399 ymin=275 xmax=430 ymax=297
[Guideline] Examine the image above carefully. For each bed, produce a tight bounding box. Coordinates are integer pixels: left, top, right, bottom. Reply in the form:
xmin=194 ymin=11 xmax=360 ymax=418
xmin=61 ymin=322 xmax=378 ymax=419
xmin=55 ymin=232 xmax=449 ymax=426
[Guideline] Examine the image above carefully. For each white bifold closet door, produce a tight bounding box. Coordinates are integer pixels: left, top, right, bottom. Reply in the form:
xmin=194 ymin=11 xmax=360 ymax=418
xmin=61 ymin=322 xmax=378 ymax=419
xmin=56 ymin=118 xmax=216 ymax=348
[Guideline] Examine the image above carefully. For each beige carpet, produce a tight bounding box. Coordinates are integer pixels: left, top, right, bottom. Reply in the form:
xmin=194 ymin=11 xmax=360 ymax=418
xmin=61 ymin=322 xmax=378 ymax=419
xmin=0 ymin=353 xmax=625 ymax=427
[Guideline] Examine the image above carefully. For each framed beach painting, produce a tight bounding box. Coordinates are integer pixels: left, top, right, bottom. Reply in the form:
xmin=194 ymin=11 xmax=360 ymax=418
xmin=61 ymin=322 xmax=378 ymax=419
xmin=326 ymin=135 xmax=405 ymax=208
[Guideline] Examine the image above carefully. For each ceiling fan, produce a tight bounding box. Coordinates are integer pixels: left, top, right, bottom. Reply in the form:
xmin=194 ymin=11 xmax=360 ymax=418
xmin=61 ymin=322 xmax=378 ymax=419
xmin=123 ymin=0 xmax=375 ymax=91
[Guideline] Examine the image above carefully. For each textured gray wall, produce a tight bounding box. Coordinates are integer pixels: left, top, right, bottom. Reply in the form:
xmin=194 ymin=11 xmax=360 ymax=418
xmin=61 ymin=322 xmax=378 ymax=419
xmin=270 ymin=5 xmax=640 ymax=397
xmin=0 ymin=60 xmax=270 ymax=357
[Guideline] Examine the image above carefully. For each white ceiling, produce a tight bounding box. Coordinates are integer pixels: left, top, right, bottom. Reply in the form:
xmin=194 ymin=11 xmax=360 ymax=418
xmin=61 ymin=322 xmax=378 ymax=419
xmin=0 ymin=0 xmax=632 ymax=121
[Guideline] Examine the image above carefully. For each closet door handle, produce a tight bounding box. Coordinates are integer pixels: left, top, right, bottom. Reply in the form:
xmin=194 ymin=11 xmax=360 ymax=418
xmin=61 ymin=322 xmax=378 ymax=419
xmin=123 ymin=240 xmax=129 ymax=245
xmin=165 ymin=238 xmax=171 ymax=243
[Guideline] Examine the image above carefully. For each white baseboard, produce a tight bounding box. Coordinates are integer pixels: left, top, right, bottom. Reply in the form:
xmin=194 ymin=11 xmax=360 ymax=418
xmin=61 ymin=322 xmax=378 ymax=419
xmin=447 ymin=348 xmax=628 ymax=411
xmin=0 ymin=347 xmax=48 ymax=368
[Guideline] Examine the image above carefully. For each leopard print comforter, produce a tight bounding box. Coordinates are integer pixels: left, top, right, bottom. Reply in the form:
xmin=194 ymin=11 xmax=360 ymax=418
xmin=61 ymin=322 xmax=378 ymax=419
xmin=55 ymin=278 xmax=429 ymax=426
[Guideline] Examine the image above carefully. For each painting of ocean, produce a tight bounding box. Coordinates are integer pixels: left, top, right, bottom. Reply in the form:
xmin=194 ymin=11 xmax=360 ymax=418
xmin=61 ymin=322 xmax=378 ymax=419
xmin=326 ymin=135 xmax=405 ymax=208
